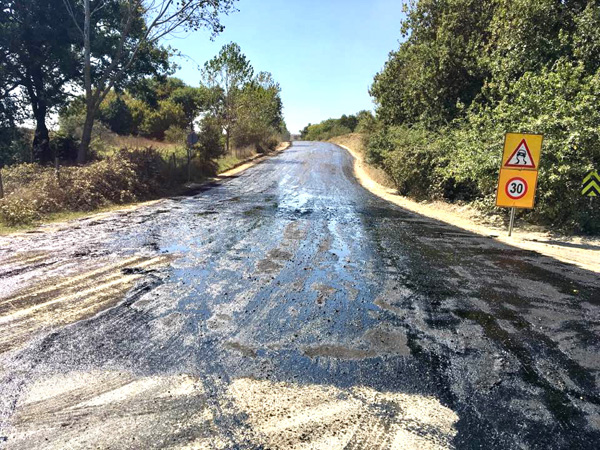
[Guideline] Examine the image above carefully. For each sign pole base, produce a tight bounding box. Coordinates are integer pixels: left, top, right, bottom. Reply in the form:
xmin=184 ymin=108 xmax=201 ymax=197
xmin=508 ymin=207 xmax=516 ymax=236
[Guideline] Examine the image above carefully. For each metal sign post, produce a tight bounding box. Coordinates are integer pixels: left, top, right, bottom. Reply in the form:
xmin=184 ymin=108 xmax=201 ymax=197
xmin=508 ymin=207 xmax=516 ymax=237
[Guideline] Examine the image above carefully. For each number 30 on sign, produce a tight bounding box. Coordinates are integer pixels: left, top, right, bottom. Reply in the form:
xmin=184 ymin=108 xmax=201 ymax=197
xmin=496 ymin=168 xmax=538 ymax=208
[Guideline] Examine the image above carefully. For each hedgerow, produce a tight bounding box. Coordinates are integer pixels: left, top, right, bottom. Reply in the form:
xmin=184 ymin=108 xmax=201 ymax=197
xmin=366 ymin=0 xmax=600 ymax=233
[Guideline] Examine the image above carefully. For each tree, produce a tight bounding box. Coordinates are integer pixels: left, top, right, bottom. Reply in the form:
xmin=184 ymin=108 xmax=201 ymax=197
xmin=370 ymin=0 xmax=493 ymax=127
xmin=366 ymin=0 xmax=600 ymax=231
xmin=98 ymin=92 xmax=134 ymax=135
xmin=0 ymin=0 xmax=80 ymax=163
xmin=61 ymin=0 xmax=237 ymax=163
xmin=169 ymin=85 xmax=209 ymax=131
xmin=233 ymin=72 xmax=284 ymax=151
xmin=202 ymin=42 xmax=254 ymax=154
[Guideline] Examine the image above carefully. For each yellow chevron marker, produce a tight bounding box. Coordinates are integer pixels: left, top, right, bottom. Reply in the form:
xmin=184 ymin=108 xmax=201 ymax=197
xmin=582 ymin=170 xmax=600 ymax=197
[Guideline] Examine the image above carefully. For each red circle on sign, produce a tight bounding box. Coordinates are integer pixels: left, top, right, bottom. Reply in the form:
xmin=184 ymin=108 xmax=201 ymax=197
xmin=505 ymin=177 xmax=528 ymax=199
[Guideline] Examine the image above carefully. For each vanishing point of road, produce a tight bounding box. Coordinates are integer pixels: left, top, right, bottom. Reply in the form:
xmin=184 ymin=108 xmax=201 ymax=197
xmin=1 ymin=142 xmax=599 ymax=449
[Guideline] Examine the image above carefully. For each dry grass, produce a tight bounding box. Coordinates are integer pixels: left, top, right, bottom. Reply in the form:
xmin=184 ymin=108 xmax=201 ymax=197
xmin=0 ymin=141 xmax=285 ymax=234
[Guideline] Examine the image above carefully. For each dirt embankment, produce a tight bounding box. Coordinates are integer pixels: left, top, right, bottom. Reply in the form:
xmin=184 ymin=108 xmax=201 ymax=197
xmin=329 ymin=134 xmax=600 ymax=273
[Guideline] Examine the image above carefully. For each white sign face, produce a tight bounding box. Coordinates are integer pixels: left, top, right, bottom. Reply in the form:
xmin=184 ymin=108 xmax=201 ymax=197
xmin=505 ymin=139 xmax=536 ymax=168
xmin=505 ymin=177 xmax=528 ymax=199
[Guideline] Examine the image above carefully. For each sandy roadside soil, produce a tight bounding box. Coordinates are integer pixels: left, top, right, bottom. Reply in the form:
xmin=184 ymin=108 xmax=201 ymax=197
xmin=329 ymin=136 xmax=600 ymax=273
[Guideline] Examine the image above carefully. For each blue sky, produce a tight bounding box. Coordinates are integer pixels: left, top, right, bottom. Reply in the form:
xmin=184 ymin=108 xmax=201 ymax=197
xmin=168 ymin=0 xmax=405 ymax=134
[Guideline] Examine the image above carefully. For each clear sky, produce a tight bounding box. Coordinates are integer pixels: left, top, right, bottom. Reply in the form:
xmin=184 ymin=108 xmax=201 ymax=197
xmin=168 ymin=0 xmax=405 ymax=134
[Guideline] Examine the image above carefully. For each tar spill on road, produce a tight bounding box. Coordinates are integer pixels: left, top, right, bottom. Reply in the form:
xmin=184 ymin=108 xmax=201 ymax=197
xmin=0 ymin=142 xmax=598 ymax=449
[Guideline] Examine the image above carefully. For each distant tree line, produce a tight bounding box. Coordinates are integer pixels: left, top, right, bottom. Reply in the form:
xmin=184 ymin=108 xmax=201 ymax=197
xmin=300 ymin=111 xmax=374 ymax=141
xmin=365 ymin=0 xmax=600 ymax=232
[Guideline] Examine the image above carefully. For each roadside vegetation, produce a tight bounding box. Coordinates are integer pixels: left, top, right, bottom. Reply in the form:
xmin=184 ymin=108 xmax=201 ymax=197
xmin=0 ymin=1 xmax=289 ymax=229
xmin=300 ymin=112 xmax=374 ymax=141
xmin=309 ymin=0 xmax=600 ymax=234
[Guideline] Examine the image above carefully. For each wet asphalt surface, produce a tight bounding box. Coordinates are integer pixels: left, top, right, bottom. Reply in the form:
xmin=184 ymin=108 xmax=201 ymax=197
xmin=0 ymin=142 xmax=599 ymax=449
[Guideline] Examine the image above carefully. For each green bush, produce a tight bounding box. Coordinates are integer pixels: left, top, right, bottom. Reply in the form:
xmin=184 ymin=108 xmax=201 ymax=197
xmin=0 ymin=197 xmax=39 ymax=225
xmin=50 ymin=131 xmax=79 ymax=161
xmin=448 ymin=61 xmax=600 ymax=231
xmin=301 ymin=119 xmax=352 ymax=141
xmin=367 ymin=125 xmax=447 ymax=198
xmin=98 ymin=93 xmax=134 ymax=135
xmin=196 ymin=117 xmax=225 ymax=159
xmin=140 ymin=100 xmax=186 ymax=139
xmin=164 ymin=125 xmax=187 ymax=144
xmin=365 ymin=0 xmax=600 ymax=233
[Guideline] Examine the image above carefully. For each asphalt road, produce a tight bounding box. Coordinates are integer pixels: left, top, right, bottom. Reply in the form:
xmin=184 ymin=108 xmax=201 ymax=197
xmin=0 ymin=142 xmax=599 ymax=449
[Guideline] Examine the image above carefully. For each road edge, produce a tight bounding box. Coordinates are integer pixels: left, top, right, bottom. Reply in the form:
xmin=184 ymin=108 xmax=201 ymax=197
xmin=334 ymin=142 xmax=600 ymax=273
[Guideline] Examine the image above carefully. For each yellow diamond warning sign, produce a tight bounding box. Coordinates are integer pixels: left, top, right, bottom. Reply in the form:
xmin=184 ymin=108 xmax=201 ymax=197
xmin=502 ymin=133 xmax=543 ymax=170
xmin=496 ymin=169 xmax=539 ymax=209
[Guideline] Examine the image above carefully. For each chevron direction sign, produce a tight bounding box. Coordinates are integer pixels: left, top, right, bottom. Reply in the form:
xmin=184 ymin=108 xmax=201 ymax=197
xmin=582 ymin=170 xmax=600 ymax=197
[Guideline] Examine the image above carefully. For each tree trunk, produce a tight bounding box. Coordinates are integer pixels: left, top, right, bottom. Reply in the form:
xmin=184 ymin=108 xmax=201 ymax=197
xmin=226 ymin=130 xmax=230 ymax=154
xmin=77 ymin=0 xmax=93 ymax=165
xmin=32 ymin=109 xmax=52 ymax=164
xmin=78 ymin=110 xmax=95 ymax=164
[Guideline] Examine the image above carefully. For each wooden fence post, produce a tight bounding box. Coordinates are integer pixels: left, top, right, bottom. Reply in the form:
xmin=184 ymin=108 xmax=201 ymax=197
xmin=187 ymin=147 xmax=192 ymax=182
xmin=0 ymin=168 xmax=4 ymax=199
xmin=54 ymin=157 xmax=60 ymax=182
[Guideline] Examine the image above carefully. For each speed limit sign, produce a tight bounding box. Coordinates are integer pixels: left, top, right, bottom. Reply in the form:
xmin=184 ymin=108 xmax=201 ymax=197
xmin=505 ymin=177 xmax=527 ymax=199
xmin=496 ymin=169 xmax=538 ymax=208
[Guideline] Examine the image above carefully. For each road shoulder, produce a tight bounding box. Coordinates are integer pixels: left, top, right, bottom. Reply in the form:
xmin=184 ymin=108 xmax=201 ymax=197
xmin=332 ymin=139 xmax=600 ymax=273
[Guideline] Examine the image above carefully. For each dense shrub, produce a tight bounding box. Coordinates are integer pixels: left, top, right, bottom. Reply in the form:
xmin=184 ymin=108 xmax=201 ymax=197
xmin=0 ymin=127 xmax=32 ymax=166
xmin=50 ymin=131 xmax=79 ymax=161
xmin=441 ymin=61 xmax=600 ymax=230
xmin=301 ymin=112 xmax=374 ymax=142
xmin=99 ymin=94 xmax=134 ymax=135
xmin=196 ymin=117 xmax=225 ymax=159
xmin=367 ymin=125 xmax=447 ymax=199
xmin=140 ymin=100 xmax=186 ymax=140
xmin=0 ymin=148 xmax=195 ymax=226
xmin=365 ymin=62 xmax=600 ymax=232
xmin=301 ymin=120 xmax=351 ymax=141
xmin=0 ymin=197 xmax=39 ymax=225
xmin=164 ymin=125 xmax=187 ymax=144
xmin=365 ymin=0 xmax=600 ymax=233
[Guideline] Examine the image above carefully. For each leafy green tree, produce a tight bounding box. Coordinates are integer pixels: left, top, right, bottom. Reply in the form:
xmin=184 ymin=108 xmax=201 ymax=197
xmin=0 ymin=0 xmax=80 ymax=163
xmin=233 ymin=72 xmax=284 ymax=151
xmin=367 ymin=0 xmax=600 ymax=231
xmin=0 ymin=65 xmax=25 ymax=165
xmin=98 ymin=92 xmax=134 ymax=135
xmin=129 ymin=77 xmax=186 ymax=109
xmin=202 ymin=43 xmax=254 ymax=153
xmin=370 ymin=0 xmax=492 ymax=127
xmin=169 ymin=86 xmax=209 ymax=131
xmin=299 ymin=114 xmax=361 ymax=141
xmin=140 ymin=100 xmax=186 ymax=140
xmin=61 ymin=0 xmax=237 ymax=163
xmin=197 ymin=116 xmax=225 ymax=159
